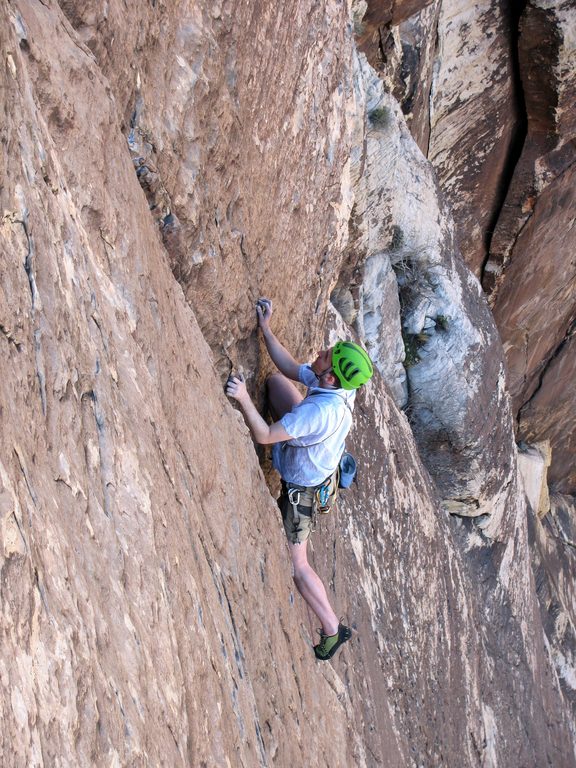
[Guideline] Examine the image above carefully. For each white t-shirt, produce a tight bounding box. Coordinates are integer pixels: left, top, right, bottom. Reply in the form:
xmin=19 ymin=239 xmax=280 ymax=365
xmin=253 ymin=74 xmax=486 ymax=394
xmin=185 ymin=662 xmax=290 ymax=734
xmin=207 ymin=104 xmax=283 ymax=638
xmin=272 ymin=364 xmax=355 ymax=486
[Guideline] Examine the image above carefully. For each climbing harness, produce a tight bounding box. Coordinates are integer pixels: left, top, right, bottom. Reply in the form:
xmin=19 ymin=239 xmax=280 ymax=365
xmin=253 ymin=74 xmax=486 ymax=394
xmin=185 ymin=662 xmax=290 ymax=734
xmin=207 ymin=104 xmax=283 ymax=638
xmin=283 ymin=464 xmax=340 ymax=534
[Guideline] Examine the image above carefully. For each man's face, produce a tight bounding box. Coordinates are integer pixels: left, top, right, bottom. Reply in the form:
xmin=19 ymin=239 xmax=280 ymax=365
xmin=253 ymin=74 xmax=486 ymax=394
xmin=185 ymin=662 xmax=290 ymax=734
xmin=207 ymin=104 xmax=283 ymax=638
xmin=311 ymin=347 xmax=333 ymax=376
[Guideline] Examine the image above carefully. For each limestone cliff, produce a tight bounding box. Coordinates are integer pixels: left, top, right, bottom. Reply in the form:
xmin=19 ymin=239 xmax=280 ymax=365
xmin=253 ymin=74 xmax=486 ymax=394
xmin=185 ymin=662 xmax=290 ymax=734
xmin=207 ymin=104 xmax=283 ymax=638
xmin=1 ymin=1 xmax=575 ymax=767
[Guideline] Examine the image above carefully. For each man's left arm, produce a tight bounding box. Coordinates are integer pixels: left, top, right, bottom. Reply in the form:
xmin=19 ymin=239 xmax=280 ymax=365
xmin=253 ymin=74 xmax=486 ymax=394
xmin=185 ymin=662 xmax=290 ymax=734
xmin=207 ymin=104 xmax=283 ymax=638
xmin=226 ymin=375 xmax=292 ymax=445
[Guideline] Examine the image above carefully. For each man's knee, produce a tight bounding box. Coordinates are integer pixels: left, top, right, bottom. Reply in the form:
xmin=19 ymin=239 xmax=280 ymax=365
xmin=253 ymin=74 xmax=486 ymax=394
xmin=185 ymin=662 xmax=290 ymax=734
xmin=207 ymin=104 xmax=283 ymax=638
xmin=267 ymin=372 xmax=301 ymax=420
xmin=266 ymin=372 xmax=287 ymax=394
xmin=291 ymin=550 xmax=310 ymax=581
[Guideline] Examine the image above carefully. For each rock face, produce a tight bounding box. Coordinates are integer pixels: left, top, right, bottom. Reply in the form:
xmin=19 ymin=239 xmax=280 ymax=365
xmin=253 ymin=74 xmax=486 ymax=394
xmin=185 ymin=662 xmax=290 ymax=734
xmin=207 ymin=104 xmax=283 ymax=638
xmin=67 ymin=0 xmax=357 ymax=385
xmin=488 ymin=0 xmax=576 ymax=495
xmin=372 ymin=0 xmax=576 ymax=493
xmin=1 ymin=1 xmax=575 ymax=766
xmin=530 ymin=492 xmax=576 ymax=729
xmin=335 ymin=52 xmax=517 ymax=530
xmin=426 ymin=0 xmax=521 ymax=278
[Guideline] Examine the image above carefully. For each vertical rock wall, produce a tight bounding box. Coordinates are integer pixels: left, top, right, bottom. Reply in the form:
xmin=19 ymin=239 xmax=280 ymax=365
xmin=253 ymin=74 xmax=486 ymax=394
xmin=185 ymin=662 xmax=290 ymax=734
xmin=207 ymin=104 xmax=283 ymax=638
xmin=1 ymin=0 xmax=575 ymax=766
xmin=488 ymin=0 xmax=576 ymax=494
xmin=427 ymin=0 xmax=520 ymax=277
xmin=0 ymin=4 xmax=299 ymax=763
xmin=334 ymin=51 xmax=517 ymax=531
xmin=60 ymin=0 xmax=357 ymax=384
xmin=372 ymin=0 xmax=576 ymax=494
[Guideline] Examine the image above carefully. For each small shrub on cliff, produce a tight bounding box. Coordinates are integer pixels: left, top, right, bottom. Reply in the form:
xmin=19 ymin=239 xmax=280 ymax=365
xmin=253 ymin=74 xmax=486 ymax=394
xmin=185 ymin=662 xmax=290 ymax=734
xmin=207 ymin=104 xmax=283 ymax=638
xmin=425 ymin=314 xmax=450 ymax=332
xmin=368 ymin=106 xmax=392 ymax=129
xmin=402 ymin=330 xmax=429 ymax=367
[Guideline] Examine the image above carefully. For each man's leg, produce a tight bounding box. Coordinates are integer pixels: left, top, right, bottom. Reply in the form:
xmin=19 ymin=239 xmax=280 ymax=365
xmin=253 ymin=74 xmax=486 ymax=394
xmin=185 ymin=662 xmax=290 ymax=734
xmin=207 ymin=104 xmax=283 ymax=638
xmin=288 ymin=540 xmax=339 ymax=636
xmin=266 ymin=372 xmax=302 ymax=421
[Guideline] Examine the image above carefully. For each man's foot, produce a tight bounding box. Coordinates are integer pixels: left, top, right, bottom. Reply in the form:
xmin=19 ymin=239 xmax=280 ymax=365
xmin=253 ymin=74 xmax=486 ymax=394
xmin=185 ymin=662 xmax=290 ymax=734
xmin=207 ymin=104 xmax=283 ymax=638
xmin=313 ymin=622 xmax=352 ymax=660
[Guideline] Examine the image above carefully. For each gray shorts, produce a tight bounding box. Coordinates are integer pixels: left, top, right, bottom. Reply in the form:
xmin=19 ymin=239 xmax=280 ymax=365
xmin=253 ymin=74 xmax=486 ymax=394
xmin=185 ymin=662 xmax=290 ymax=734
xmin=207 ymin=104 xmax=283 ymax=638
xmin=278 ymin=485 xmax=315 ymax=544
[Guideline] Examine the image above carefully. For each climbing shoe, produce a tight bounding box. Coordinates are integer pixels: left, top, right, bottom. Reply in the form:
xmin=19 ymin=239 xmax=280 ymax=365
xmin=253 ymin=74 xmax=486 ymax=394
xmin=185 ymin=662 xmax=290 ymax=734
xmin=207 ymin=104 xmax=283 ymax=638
xmin=313 ymin=622 xmax=352 ymax=660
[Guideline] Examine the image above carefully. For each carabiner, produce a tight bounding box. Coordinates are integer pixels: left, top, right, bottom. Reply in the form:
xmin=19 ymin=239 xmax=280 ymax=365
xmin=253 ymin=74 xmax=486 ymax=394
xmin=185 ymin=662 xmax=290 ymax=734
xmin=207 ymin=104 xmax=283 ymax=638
xmin=288 ymin=488 xmax=301 ymax=506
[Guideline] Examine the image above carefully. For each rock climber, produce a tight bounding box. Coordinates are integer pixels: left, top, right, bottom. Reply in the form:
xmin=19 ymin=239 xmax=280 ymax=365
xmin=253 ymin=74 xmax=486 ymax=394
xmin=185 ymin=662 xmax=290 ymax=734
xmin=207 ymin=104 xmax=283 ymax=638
xmin=226 ymin=298 xmax=373 ymax=660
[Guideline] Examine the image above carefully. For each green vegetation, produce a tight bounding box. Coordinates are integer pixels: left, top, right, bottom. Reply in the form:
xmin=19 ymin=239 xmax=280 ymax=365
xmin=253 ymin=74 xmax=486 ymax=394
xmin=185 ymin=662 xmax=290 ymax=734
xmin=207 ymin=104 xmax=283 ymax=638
xmin=368 ymin=106 xmax=392 ymax=129
xmin=425 ymin=314 xmax=450 ymax=331
xmin=402 ymin=330 xmax=430 ymax=368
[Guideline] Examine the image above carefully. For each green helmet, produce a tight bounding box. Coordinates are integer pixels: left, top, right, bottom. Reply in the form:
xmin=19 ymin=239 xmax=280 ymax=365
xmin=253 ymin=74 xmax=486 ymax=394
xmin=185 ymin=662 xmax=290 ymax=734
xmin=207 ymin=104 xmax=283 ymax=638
xmin=332 ymin=341 xmax=373 ymax=390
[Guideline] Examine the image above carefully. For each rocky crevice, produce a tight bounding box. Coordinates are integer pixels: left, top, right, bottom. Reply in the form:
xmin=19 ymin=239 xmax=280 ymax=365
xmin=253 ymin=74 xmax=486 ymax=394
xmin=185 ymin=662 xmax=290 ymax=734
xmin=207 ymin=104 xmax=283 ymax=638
xmin=371 ymin=0 xmax=576 ymax=495
xmin=481 ymin=2 xmax=529 ymax=289
xmin=424 ymin=8 xmax=440 ymax=159
xmin=483 ymin=0 xmax=563 ymax=296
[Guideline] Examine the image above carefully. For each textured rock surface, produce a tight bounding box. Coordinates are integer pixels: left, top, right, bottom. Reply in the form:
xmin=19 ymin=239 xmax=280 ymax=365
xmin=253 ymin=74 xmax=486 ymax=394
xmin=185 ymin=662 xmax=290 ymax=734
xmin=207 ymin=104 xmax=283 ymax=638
xmin=355 ymin=0 xmax=436 ymax=69
xmin=376 ymin=1 xmax=439 ymax=152
xmin=517 ymin=441 xmax=552 ymax=519
xmin=376 ymin=0 xmax=521 ymax=249
xmin=487 ymin=0 xmax=576 ymax=494
xmin=517 ymin=331 xmax=576 ymax=493
xmin=1 ymin=0 xmax=575 ymax=766
xmin=530 ymin=493 xmax=576 ymax=739
xmin=370 ymin=0 xmax=576 ymax=494
xmin=426 ymin=0 xmax=520 ymax=277
xmin=69 ymin=0 xmax=357 ymax=384
xmin=339 ymin=54 xmax=517 ymax=529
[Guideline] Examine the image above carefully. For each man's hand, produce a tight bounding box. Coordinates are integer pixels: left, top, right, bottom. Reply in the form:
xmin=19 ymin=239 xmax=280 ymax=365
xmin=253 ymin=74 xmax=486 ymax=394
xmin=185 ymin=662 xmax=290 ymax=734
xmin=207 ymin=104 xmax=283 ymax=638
xmin=256 ymin=298 xmax=272 ymax=332
xmin=255 ymin=296 xmax=300 ymax=381
xmin=225 ymin=374 xmax=248 ymax=403
xmin=225 ymin=370 xmax=292 ymax=445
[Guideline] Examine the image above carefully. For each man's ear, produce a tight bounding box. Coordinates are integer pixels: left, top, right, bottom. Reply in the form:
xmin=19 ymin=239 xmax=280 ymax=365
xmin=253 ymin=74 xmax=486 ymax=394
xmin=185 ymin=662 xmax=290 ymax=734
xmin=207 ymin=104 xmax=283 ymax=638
xmin=325 ymin=371 xmax=338 ymax=387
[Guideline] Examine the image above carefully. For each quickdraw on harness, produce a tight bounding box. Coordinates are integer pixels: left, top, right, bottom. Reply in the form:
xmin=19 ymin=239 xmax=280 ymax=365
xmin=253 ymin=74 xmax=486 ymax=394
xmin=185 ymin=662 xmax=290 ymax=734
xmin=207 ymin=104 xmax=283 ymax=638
xmin=285 ymin=468 xmax=339 ymax=533
xmin=287 ymin=485 xmax=306 ymax=527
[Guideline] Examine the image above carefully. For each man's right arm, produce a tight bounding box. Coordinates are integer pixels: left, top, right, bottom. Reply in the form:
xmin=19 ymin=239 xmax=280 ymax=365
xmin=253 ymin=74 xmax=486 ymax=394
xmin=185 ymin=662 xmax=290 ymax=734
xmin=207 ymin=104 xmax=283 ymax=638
xmin=257 ymin=299 xmax=301 ymax=381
